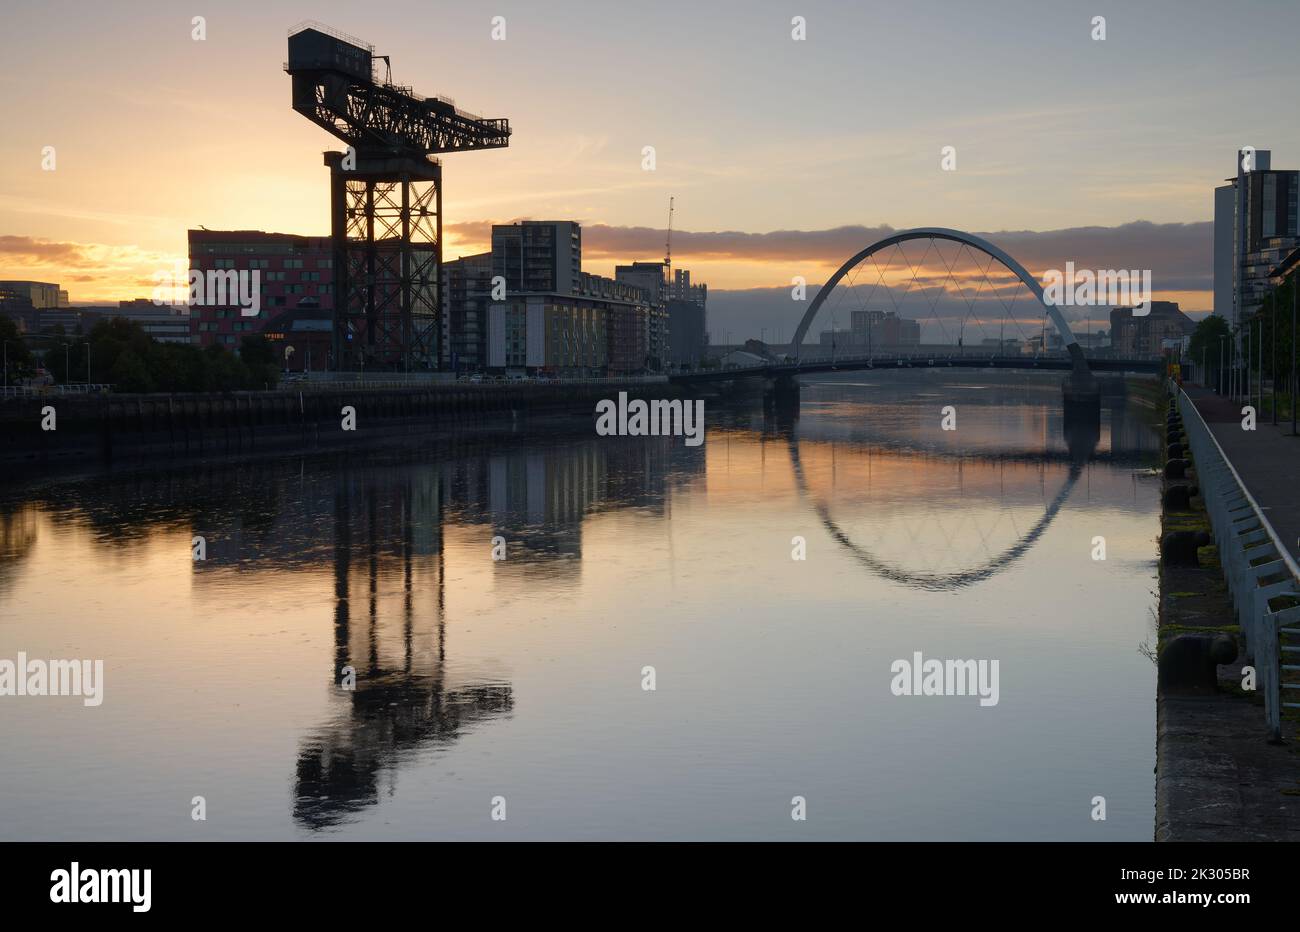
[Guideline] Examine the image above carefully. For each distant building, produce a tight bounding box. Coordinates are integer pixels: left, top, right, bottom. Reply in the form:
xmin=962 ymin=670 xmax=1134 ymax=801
xmin=665 ymin=269 xmax=707 ymax=368
xmin=0 ymin=281 xmax=63 ymax=309
xmin=612 ymin=261 xmax=672 ymax=370
xmin=849 ymin=310 xmax=919 ymax=348
xmin=261 ymin=307 xmax=332 ymax=371
xmin=0 ymin=299 xmax=99 ymax=336
xmin=1109 ymin=301 xmax=1195 ymax=356
xmin=614 ymin=261 xmax=665 ymax=306
xmin=1213 ymin=148 xmax=1300 ymax=326
xmin=980 ymin=337 xmax=1023 ymax=353
xmin=441 ymin=252 xmax=493 ymax=371
xmin=1046 ymin=330 xmax=1108 ymax=353
xmin=491 ymin=221 xmax=581 ymax=295
xmin=109 ymin=298 xmax=191 ymax=344
xmin=719 ymin=349 xmax=767 ymax=368
xmin=486 ymin=271 xmax=649 ymax=376
xmin=472 ymin=222 xmax=665 ymax=375
xmin=820 ymin=311 xmax=920 ymax=349
xmin=188 ymin=229 xmax=334 ymax=354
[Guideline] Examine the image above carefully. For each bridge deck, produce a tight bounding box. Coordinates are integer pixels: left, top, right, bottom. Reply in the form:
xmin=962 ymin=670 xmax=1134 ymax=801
xmin=672 ymin=354 xmax=1164 ymax=384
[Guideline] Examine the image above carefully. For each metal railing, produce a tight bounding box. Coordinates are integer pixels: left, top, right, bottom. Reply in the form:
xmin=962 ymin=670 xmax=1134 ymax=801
xmin=0 ymin=383 xmax=113 ymax=399
xmin=287 ymin=375 xmax=670 ymax=392
xmin=1174 ymin=381 xmax=1300 ymax=741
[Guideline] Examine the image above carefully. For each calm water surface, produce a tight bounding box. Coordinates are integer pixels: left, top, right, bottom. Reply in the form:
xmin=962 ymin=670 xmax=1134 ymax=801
xmin=0 ymin=372 xmax=1161 ymax=840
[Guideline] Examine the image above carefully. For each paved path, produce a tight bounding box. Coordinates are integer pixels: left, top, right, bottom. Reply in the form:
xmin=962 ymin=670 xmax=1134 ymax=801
xmin=1156 ymin=384 xmax=1300 ymax=841
xmin=1158 ymin=690 xmax=1300 ymax=840
xmin=1184 ymin=384 xmax=1300 ymax=568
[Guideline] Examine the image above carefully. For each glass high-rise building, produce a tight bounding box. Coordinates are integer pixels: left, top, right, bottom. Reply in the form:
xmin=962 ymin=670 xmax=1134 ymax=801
xmin=1213 ymin=148 xmax=1300 ymax=327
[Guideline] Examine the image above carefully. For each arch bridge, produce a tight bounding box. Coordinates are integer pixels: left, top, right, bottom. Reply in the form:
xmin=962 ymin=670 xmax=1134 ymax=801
xmin=671 ymin=228 xmax=1162 ymax=389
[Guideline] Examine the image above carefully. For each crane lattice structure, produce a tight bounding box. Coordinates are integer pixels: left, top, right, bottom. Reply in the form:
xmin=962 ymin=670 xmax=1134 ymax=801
xmin=285 ymin=21 xmax=510 ymax=370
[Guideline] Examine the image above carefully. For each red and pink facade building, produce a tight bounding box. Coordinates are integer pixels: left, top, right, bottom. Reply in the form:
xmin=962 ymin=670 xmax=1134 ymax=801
xmin=187 ymin=230 xmax=334 ymax=357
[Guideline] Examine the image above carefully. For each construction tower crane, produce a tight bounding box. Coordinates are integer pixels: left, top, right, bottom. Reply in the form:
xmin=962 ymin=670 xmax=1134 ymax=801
xmin=285 ymin=21 xmax=510 ymax=370
xmin=665 ymin=194 xmax=676 ymax=270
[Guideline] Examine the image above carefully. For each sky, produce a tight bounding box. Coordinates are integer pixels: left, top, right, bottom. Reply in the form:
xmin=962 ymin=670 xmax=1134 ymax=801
xmin=2 ymin=0 xmax=1299 ymax=340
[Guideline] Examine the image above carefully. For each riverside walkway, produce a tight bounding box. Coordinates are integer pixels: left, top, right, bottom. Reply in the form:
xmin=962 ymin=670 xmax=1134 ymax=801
xmin=1183 ymin=384 xmax=1300 ymax=566
xmin=1156 ymin=382 xmax=1300 ymax=841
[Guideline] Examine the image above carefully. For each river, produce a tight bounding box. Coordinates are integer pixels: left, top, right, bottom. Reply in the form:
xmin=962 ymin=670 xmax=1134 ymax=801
xmin=0 ymin=371 xmax=1161 ymax=840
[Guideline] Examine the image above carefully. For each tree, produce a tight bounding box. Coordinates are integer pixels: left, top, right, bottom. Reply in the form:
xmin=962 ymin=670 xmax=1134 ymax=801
xmin=1189 ymin=314 xmax=1231 ymax=386
xmin=239 ymin=334 xmax=281 ymax=386
xmin=204 ymin=344 xmax=252 ymax=392
xmin=1252 ymin=277 xmax=1297 ymax=412
xmin=110 ymin=349 xmax=155 ymax=393
xmin=0 ymin=316 xmax=35 ymax=383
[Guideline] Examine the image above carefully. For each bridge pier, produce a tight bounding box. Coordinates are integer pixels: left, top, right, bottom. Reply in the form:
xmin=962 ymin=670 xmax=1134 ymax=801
xmin=763 ymin=374 xmax=801 ymax=416
xmin=1062 ymin=347 xmax=1101 ymax=426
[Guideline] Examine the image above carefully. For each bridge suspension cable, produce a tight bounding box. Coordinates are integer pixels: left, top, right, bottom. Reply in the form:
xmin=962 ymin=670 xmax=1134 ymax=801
xmin=791 ymin=228 xmax=1091 ymax=376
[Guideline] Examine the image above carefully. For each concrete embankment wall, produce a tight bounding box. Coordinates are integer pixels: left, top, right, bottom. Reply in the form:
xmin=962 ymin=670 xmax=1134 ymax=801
xmin=0 ymin=382 xmax=691 ymax=467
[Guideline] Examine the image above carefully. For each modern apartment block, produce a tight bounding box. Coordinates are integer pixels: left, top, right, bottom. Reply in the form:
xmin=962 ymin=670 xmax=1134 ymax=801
xmin=187 ymin=230 xmax=334 ymax=351
xmin=466 ymin=221 xmax=673 ymax=376
xmin=1213 ymin=148 xmax=1300 ymax=326
xmin=665 ymin=268 xmax=707 ymax=367
xmin=441 ymin=251 xmax=494 ymax=371
xmin=486 ymin=271 xmax=648 ymax=376
xmin=613 ymin=260 xmax=674 ymax=369
xmin=491 ymin=221 xmax=581 ymax=295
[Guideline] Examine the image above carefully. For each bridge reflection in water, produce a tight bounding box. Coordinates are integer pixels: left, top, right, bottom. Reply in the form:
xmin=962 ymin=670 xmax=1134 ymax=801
xmin=718 ymin=372 xmax=1156 ymax=594
xmin=0 ymin=371 xmax=1161 ymax=839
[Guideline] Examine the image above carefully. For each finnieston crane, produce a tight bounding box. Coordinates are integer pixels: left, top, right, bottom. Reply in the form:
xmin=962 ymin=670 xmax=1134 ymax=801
xmin=285 ymin=21 xmax=510 ymax=370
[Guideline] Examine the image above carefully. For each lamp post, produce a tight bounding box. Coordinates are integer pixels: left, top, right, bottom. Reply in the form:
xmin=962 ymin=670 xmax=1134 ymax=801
xmin=1292 ymin=280 xmax=1297 ymax=436
xmin=1219 ymin=335 xmax=1226 ymax=395
xmin=1258 ymin=314 xmax=1264 ymax=415
xmin=63 ymin=342 xmax=70 ymax=385
xmin=1246 ymin=317 xmax=1252 ymax=408
xmin=1272 ymin=296 xmax=1278 ymax=425
xmin=85 ymin=341 xmax=91 ymax=386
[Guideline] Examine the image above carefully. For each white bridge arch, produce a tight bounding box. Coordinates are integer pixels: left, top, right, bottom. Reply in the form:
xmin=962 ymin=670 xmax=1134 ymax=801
xmin=791 ymin=227 xmax=1088 ymax=373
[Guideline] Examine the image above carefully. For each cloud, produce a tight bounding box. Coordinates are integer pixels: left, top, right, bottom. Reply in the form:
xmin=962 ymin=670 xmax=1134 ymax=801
xmin=0 ymin=235 xmax=92 ymax=265
xmin=447 ymin=218 xmax=1211 ymax=285
xmin=0 ymin=236 xmax=185 ymax=302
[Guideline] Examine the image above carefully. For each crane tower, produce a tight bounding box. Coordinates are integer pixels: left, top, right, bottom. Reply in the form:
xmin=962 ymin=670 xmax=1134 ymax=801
xmin=285 ymin=22 xmax=510 ymax=370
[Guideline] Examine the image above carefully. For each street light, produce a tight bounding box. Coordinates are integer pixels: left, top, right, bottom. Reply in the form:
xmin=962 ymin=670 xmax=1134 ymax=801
xmin=1219 ymin=334 xmax=1226 ymax=395
xmin=1271 ymin=293 xmax=1278 ymax=424
xmin=1292 ymin=280 xmax=1298 ymax=436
